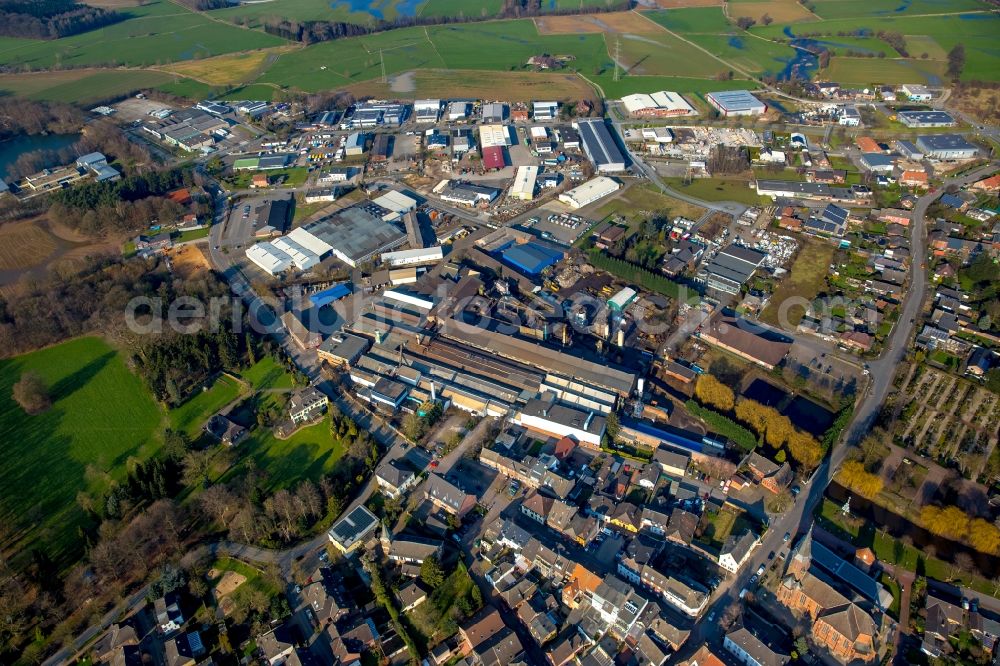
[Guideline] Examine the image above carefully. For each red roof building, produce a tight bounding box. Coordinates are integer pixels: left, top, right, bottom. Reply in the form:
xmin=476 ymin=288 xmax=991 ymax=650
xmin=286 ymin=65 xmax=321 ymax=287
xmin=482 ymin=146 xmax=505 ymax=171
xmin=856 ymin=136 xmax=881 ymax=153
xmin=167 ymin=188 xmax=192 ymax=205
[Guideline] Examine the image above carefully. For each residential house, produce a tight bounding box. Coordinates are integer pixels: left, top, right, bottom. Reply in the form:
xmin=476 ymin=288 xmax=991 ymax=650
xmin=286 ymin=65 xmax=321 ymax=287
xmin=288 ymin=387 xmax=328 ymax=424
xmin=724 ymin=626 xmax=790 ymax=666
xmin=376 ymin=459 xmax=417 ymax=498
xmin=301 ymin=568 xmax=349 ymax=627
xmin=385 ymin=531 xmax=443 ymax=565
xmin=459 ymin=606 xmax=526 ymax=666
xmin=665 ymin=508 xmax=699 ymax=546
xmin=640 ymin=507 xmax=671 ymax=538
xmin=396 ymin=580 xmax=429 ymax=613
xmin=590 ymin=575 xmax=650 ymax=639
xmin=719 ymin=530 xmax=758 ymax=574
xmin=609 ymin=502 xmax=642 ymax=533
xmin=204 ymin=413 xmax=246 ymax=446
xmin=746 ymin=452 xmax=793 ymax=494
xmin=154 ymin=592 xmax=184 ymax=634
xmin=259 ymin=624 xmax=296 ymax=665
xmin=424 ymin=473 xmax=477 ymax=517
xmin=164 ymin=632 xmax=204 ymax=666
xmin=522 ymin=491 xmax=555 ymax=524
xmin=682 ymin=645 xmax=727 ymax=666
xmin=92 ymin=621 xmax=140 ymax=663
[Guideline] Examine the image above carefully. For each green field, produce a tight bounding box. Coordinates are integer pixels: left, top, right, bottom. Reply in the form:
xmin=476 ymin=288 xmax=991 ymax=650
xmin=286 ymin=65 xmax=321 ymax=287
xmin=156 ymin=77 xmax=219 ymax=100
xmin=0 ymin=0 xmax=287 ymax=69
xmin=0 ymin=337 xmax=163 ymax=566
xmin=685 ymin=33 xmax=799 ymax=77
xmin=645 ymin=7 xmax=733 ymax=34
xmin=808 ymin=0 xmax=990 ymax=19
xmin=240 ymin=356 xmax=295 ymax=391
xmin=612 ymin=32 xmax=724 ymax=77
xmin=235 ymin=413 xmax=346 ymax=491
xmin=593 ymin=73 xmax=758 ymax=99
xmin=0 ymin=69 xmax=178 ymax=103
xmin=662 ymin=177 xmax=768 ymax=206
xmin=824 ymin=56 xmax=947 ymax=86
xmin=168 ymin=374 xmax=243 ymax=438
xmin=760 ymin=237 xmax=836 ymax=326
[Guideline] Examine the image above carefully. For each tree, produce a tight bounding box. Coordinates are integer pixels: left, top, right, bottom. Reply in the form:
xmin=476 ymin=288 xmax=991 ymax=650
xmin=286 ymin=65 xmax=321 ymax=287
xmin=736 ymin=16 xmax=756 ymax=29
xmin=968 ymin=518 xmax=1000 ymax=555
xmin=787 ymin=432 xmax=823 ymax=470
xmin=182 ymin=449 xmax=214 ymax=488
xmin=766 ymin=489 xmax=793 ymax=513
xmin=402 ymin=412 xmax=428 ymax=442
xmin=837 ymin=460 xmax=883 ymax=499
xmin=920 ymin=504 xmax=969 ymax=542
xmin=947 ymin=44 xmax=966 ymax=79
xmin=12 ymin=371 xmax=50 ymax=415
xmin=695 ymin=374 xmax=735 ymax=411
xmin=420 ymin=555 xmax=445 ymax=588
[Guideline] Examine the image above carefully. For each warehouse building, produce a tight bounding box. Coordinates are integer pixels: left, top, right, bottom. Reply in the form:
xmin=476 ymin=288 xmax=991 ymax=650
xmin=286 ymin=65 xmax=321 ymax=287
xmin=448 ymin=101 xmax=470 ymax=121
xmin=372 ymin=190 xmax=418 ymax=221
xmin=437 ymin=181 xmax=500 ymax=206
xmin=482 ymin=102 xmax=507 ymax=123
xmin=533 ymin=101 xmax=559 ymax=120
xmin=510 ymin=165 xmax=538 ymax=201
xmin=300 ymin=204 xmax=406 ymax=267
xmin=414 ymin=99 xmax=441 ymax=123
xmin=272 ymin=235 xmax=321 ymax=271
xmin=371 ymin=133 xmax=392 ymax=161
xmin=559 ymin=176 xmax=621 ymax=209
xmin=254 ymin=198 xmax=291 ymax=236
xmin=502 ymin=242 xmax=564 ymax=275
xmin=620 ymin=91 xmax=695 ymax=117
xmin=351 ymin=101 xmax=407 ymax=127
xmin=860 ymin=153 xmax=895 ymax=173
xmin=608 ymin=287 xmax=637 ymax=312
xmin=345 ymin=133 xmax=367 ymax=156
xmin=574 ymin=118 xmax=626 ymax=173
xmin=482 ymin=145 xmax=506 ymax=170
xmin=479 ymin=124 xmax=512 ymax=148
xmin=897 ymin=110 xmax=955 ymax=128
xmin=705 ymin=90 xmax=767 ymax=116
xmin=901 ymin=84 xmax=933 ymax=101
xmin=514 ymin=392 xmax=606 ymax=448
xmin=382 ymin=246 xmax=444 ymax=267
xmin=916 ymin=134 xmax=979 ymax=160
xmin=246 ymin=242 xmax=293 ymax=275
xmin=756 ymin=180 xmax=844 ymax=200
xmin=697 ymin=244 xmax=766 ymax=295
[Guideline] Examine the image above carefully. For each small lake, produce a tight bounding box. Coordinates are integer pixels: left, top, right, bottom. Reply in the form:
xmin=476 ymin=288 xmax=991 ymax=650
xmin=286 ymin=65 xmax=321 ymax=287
xmin=330 ymin=0 xmax=423 ymax=20
xmin=744 ymin=378 xmax=788 ymax=407
xmin=0 ymin=133 xmax=81 ymax=179
xmin=743 ymin=378 xmax=835 ymax=435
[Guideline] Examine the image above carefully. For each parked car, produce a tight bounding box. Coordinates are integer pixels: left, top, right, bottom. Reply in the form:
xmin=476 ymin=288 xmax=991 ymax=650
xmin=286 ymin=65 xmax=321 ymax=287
xmin=783 ymin=531 xmax=791 ymax=542
xmin=757 ymin=564 xmax=766 ymax=576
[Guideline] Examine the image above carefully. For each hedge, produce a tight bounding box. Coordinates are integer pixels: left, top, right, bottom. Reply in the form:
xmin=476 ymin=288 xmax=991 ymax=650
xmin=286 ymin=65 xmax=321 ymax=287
xmin=685 ymin=400 xmax=758 ymax=451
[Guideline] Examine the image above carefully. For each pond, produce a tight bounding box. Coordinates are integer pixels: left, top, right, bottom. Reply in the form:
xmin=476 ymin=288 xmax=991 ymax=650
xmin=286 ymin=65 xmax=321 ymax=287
xmin=744 ymin=378 xmax=788 ymax=407
xmin=331 ymin=0 xmax=423 ymax=20
xmin=0 ymin=133 xmax=81 ymax=179
xmin=784 ymin=395 xmax=835 ymax=436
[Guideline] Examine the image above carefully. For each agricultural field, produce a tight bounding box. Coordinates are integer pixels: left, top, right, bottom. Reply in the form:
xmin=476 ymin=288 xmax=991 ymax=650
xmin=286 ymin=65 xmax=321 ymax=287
xmin=683 ymin=32 xmax=799 ymax=78
xmin=0 ymin=0 xmax=287 ymax=70
xmin=886 ymin=363 xmax=999 ymax=483
xmin=823 ymin=56 xmax=947 ymax=86
xmin=808 ymin=0 xmax=990 ymax=19
xmin=0 ymin=337 xmax=163 ymax=567
xmin=611 ymin=32 xmax=725 ymax=77
xmin=168 ymin=374 xmax=244 ymax=439
xmin=644 ymin=6 xmax=732 ymax=33
xmin=155 ymin=77 xmax=218 ymax=100
xmin=534 ymin=10 xmax=661 ymax=34
xmin=726 ymin=0 xmax=818 ymax=23
xmin=162 ymin=47 xmax=294 ymax=86
xmin=0 ymin=69 xmax=175 ymax=103
xmin=346 ymin=69 xmax=596 ymax=102
xmin=760 ymin=238 xmax=836 ymax=326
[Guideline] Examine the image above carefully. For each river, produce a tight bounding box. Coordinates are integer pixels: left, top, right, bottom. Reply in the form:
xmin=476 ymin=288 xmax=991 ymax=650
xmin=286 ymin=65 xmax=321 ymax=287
xmin=0 ymin=133 xmax=81 ymax=180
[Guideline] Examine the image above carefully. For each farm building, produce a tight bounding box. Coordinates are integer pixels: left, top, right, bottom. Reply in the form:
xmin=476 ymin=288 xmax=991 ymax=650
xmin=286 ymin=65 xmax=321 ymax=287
xmin=414 ymin=99 xmax=440 ymax=123
xmin=246 ymin=242 xmax=293 ymax=275
xmin=620 ymin=91 xmax=695 ymax=118
xmin=382 ymin=246 xmax=443 ymax=267
xmin=897 ymin=110 xmax=955 ymax=128
xmin=705 ymin=90 xmax=766 ymax=116
xmin=916 ymin=135 xmax=979 ymax=160
xmin=482 ymin=146 xmax=506 ymax=170
xmin=559 ymin=176 xmax=621 ymax=209
xmin=510 ymin=166 xmax=538 ymax=201
xmin=574 ymin=118 xmax=626 ymax=173
xmin=502 ymin=242 xmax=564 ymax=275
xmin=479 ymin=124 xmax=511 ymax=148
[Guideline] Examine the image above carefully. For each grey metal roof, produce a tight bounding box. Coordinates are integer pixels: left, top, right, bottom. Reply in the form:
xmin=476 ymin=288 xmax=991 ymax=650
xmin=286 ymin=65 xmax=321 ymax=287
xmin=576 ymin=119 xmax=625 ymax=169
xmin=706 ymin=89 xmax=765 ymax=112
xmin=305 ymin=205 xmax=405 ymax=263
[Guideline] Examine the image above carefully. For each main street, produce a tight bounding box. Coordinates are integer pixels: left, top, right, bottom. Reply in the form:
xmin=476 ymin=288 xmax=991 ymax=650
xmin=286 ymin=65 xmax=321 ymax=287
xmin=675 ymin=160 xmax=999 ymax=658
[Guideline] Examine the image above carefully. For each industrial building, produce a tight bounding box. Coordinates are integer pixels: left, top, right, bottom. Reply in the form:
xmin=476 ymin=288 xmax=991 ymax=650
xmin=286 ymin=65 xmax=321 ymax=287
xmin=372 ymin=190 xmax=418 ymax=221
xmin=756 ymin=180 xmax=848 ymax=201
xmin=608 ymin=287 xmax=637 ymax=312
xmin=510 ymin=166 xmax=539 ymax=201
xmin=860 ymin=153 xmax=895 ymax=173
xmin=301 ymin=205 xmax=406 ymax=267
xmin=514 ymin=392 xmax=606 ymax=448
xmin=254 ymin=197 xmax=291 ymax=236
xmin=371 ymin=133 xmax=392 ymax=161
xmin=351 ymin=101 xmax=407 ymax=127
xmin=479 ymin=124 xmax=511 ymax=148
xmin=620 ymin=91 xmax=695 ymax=117
xmin=705 ymin=90 xmax=767 ymax=117
xmin=916 ymin=134 xmax=979 ymax=160
xmin=413 ymin=99 xmax=441 ymax=123
xmin=482 ymin=102 xmax=507 ymax=123
xmin=345 ymin=133 xmax=367 ymax=156
xmin=897 ymin=110 xmax=955 ymax=128
xmin=382 ymin=246 xmax=443 ymax=267
xmin=901 ymin=84 xmax=933 ymax=101
xmin=533 ymin=101 xmax=558 ymax=120
xmin=448 ymin=101 xmax=470 ymax=121
xmin=437 ymin=181 xmax=500 ymax=206
xmin=559 ymin=176 xmax=621 ymax=209
xmin=482 ymin=145 xmax=506 ymax=170
xmin=697 ymin=244 xmax=766 ymax=295
xmin=246 ymin=242 xmax=293 ymax=275
xmin=502 ymin=242 xmax=564 ymax=275
xmin=574 ymin=119 xmax=626 ymax=173
xmin=699 ymin=316 xmax=791 ymax=370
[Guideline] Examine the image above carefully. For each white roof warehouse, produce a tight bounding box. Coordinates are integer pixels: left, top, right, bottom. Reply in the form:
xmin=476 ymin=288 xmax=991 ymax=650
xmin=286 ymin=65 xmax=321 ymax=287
xmin=574 ymin=118 xmax=626 ymax=173
xmin=620 ymin=91 xmax=695 ymax=117
xmin=705 ymin=90 xmax=767 ymax=117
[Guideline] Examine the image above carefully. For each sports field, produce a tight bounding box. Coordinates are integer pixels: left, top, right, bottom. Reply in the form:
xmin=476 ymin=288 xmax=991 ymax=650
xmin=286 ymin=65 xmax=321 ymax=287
xmin=0 ymin=337 xmax=163 ymax=567
xmin=0 ymin=0 xmax=287 ymax=69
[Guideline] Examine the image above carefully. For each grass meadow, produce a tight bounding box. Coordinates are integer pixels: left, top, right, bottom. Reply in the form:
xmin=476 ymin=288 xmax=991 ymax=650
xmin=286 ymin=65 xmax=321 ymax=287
xmin=168 ymin=374 xmax=243 ymax=439
xmin=0 ymin=69 xmax=175 ymax=103
xmin=0 ymin=337 xmax=163 ymax=567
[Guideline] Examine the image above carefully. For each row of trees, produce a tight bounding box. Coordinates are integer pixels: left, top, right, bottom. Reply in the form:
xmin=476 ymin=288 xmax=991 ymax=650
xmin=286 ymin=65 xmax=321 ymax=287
xmin=836 ymin=460 xmax=883 ymax=499
xmin=587 ymin=248 xmax=687 ymax=301
xmin=0 ymin=0 xmax=122 ymax=39
xmin=920 ymin=505 xmax=1000 ymax=556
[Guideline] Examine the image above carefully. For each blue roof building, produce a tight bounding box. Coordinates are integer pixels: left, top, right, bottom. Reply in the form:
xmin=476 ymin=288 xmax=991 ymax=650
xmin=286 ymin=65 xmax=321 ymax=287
xmin=310 ymin=282 xmax=351 ymax=307
xmin=502 ymin=242 xmax=564 ymax=275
